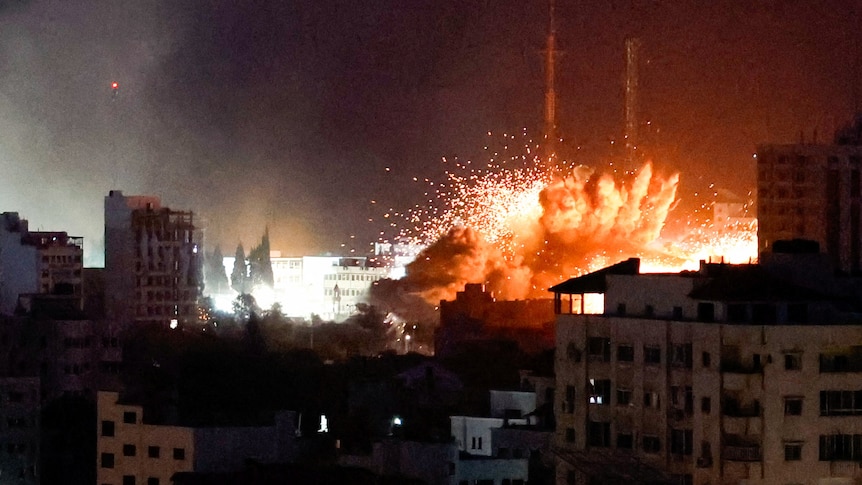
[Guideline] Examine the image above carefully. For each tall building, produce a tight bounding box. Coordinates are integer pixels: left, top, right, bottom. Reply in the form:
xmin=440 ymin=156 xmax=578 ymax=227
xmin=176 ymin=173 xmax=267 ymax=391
xmin=757 ymin=119 xmax=862 ymax=273
xmin=104 ymin=191 xmax=201 ymax=329
xmin=551 ymin=257 xmax=862 ymax=485
xmin=0 ymin=212 xmax=84 ymax=316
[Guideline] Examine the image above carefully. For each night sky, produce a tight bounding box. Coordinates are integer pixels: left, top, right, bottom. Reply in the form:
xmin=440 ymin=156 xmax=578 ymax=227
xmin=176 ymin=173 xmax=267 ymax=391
xmin=0 ymin=0 xmax=857 ymax=265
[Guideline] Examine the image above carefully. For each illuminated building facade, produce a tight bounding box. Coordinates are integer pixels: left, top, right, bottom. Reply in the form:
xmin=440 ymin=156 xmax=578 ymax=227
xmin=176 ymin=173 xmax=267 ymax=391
xmin=552 ymin=257 xmax=862 ymax=485
xmin=0 ymin=212 xmax=83 ymax=316
xmin=757 ymin=143 xmax=862 ymax=274
xmin=104 ymin=191 xmax=201 ymax=329
xmin=220 ymin=255 xmax=389 ymax=321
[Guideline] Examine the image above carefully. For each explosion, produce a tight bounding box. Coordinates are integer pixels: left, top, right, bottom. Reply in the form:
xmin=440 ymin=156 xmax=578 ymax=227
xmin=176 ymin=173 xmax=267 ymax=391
xmin=380 ymin=131 xmax=757 ymax=305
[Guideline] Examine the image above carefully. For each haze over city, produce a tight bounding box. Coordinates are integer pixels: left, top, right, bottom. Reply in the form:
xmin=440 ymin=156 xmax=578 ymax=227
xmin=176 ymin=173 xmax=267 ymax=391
xmin=0 ymin=0 xmax=858 ymax=266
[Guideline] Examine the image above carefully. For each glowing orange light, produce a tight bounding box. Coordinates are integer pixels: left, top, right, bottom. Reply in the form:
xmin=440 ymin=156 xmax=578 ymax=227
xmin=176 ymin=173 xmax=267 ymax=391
xmin=111 ymin=82 xmax=119 ymax=89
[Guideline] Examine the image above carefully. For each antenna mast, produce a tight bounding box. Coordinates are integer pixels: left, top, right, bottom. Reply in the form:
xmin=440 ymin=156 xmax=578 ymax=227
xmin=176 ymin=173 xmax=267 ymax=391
xmin=542 ymin=0 xmax=560 ymax=163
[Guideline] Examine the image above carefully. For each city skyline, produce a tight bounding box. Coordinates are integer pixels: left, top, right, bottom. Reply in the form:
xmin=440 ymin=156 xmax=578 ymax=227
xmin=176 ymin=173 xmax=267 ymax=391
xmin=0 ymin=0 xmax=857 ymax=265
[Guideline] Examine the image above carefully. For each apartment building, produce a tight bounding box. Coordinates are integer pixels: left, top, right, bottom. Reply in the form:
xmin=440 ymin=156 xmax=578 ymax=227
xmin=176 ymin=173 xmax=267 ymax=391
xmin=552 ymin=257 xmax=862 ymax=485
xmin=0 ymin=212 xmax=83 ymax=316
xmin=104 ymin=191 xmax=201 ymax=329
xmin=0 ymin=377 xmax=40 ymax=484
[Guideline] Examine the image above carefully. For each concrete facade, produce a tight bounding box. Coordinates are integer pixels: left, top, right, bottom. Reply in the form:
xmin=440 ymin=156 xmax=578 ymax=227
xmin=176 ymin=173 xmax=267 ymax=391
xmin=104 ymin=191 xmax=200 ymax=329
xmin=757 ymin=143 xmax=862 ymax=274
xmin=552 ymin=259 xmax=862 ymax=485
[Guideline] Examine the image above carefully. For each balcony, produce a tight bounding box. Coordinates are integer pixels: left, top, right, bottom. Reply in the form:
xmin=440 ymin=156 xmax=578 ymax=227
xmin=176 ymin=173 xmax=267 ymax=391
xmin=722 ymin=399 xmax=760 ymax=418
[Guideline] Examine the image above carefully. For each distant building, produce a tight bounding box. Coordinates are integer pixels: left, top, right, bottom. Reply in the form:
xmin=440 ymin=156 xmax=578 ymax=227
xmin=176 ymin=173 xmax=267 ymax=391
xmin=436 ymin=284 xmax=555 ymax=358
xmin=219 ymin=254 xmax=389 ymax=321
xmin=104 ymin=191 xmax=201 ymax=329
xmin=0 ymin=212 xmax=83 ymax=316
xmin=551 ymin=257 xmax=862 ymax=485
xmin=96 ymin=391 xmax=298 ymax=485
xmin=757 ymin=139 xmax=862 ymax=274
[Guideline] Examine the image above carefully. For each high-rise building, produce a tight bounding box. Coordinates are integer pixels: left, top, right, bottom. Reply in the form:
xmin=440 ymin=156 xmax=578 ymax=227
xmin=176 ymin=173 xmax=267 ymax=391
xmin=104 ymin=191 xmax=201 ymax=329
xmin=757 ymin=118 xmax=862 ymax=273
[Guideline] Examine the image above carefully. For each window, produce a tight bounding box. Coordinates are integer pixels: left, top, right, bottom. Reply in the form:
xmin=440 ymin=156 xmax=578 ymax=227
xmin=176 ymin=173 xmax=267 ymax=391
xmin=643 ymin=435 xmax=661 ymax=453
xmin=565 ymin=427 xmax=575 ymax=442
xmin=564 ymin=385 xmax=575 ymax=414
xmin=784 ymin=442 xmax=803 ymax=461
xmin=617 ymin=303 xmax=627 ymax=316
xmin=617 ymin=433 xmax=633 ymax=449
xmin=785 ymin=353 xmax=802 ymax=370
xmin=123 ymin=444 xmax=136 ymax=456
xmin=819 ymin=434 xmax=862 ymax=461
xmin=587 ymin=337 xmax=611 ymax=362
xmin=147 ymin=479 xmax=159 ymax=485
xmin=617 ymin=344 xmax=634 ymax=362
xmin=123 ymin=411 xmax=137 ymax=424
xmin=100 ymin=452 xmax=115 ymax=469
xmin=173 ymin=447 xmax=185 ymax=460
xmin=701 ymin=397 xmax=711 ymax=414
xmin=148 ymin=446 xmax=160 ymax=458
xmin=672 ymin=306 xmax=683 ymax=319
xmin=588 ymin=379 xmax=611 ymax=405
xmin=671 ymin=429 xmax=693 ymax=455
xmin=587 ymin=421 xmax=611 ymax=447
xmin=616 ymin=388 xmax=632 ymax=406
xmin=671 ymin=386 xmax=693 ymax=413
xmin=644 ymin=305 xmax=655 ymax=317
xmin=644 ymin=391 xmax=660 ymax=409
xmin=697 ymin=302 xmax=714 ymax=322
xmin=670 ymin=344 xmax=692 ymax=368
xmin=785 ymin=397 xmax=803 ymax=416
xmin=101 ymin=420 xmax=115 ymax=437
xmin=123 ymin=476 xmax=135 ymax=485
xmin=702 ymin=352 xmax=711 ymax=368
xmin=644 ymin=346 xmax=661 ymax=365
xmin=820 ymin=390 xmax=862 ymax=416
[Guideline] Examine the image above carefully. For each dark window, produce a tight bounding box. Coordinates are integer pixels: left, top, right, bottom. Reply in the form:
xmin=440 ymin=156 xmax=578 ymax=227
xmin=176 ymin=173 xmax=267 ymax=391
xmin=785 ymin=353 xmax=802 ymax=370
xmin=101 ymin=420 xmax=115 ymax=437
xmin=616 ymin=303 xmax=626 ymax=316
xmin=701 ymin=397 xmax=711 ymax=414
xmin=643 ymin=435 xmax=661 ymax=453
xmin=644 ymin=305 xmax=654 ymax=317
xmin=697 ymin=302 xmax=714 ymax=322
xmin=587 ymin=337 xmax=611 ymax=362
xmin=726 ymin=304 xmax=746 ymax=322
xmin=670 ymin=344 xmax=692 ymax=368
xmin=702 ymin=352 xmax=711 ymax=368
xmin=122 ymin=444 xmax=136 ymax=456
xmin=785 ymin=397 xmax=803 ymax=416
xmin=587 ymin=421 xmax=611 ymax=447
xmin=588 ymin=379 xmax=611 ymax=405
xmin=173 ymin=447 xmax=185 ymax=460
xmin=148 ymin=446 xmax=160 ymax=458
xmin=617 ymin=388 xmax=632 ymax=406
xmin=123 ymin=411 xmax=136 ymax=424
xmin=671 ymin=429 xmax=693 ymax=455
xmin=672 ymin=306 xmax=683 ymax=319
xmin=785 ymin=443 xmax=803 ymax=461
xmin=617 ymin=433 xmax=633 ymax=449
xmin=820 ymin=390 xmax=862 ymax=416
xmin=565 ymin=428 xmax=575 ymax=442
xmin=617 ymin=345 xmax=634 ymax=362
xmin=123 ymin=476 xmax=135 ymax=485
xmin=147 ymin=479 xmax=159 ymax=485
xmin=644 ymin=391 xmax=660 ymax=409
xmin=564 ymin=385 xmax=575 ymax=414
xmin=101 ymin=453 xmax=114 ymax=469
xmin=566 ymin=343 xmax=581 ymax=362
xmin=644 ymin=346 xmax=661 ymax=365
xmin=819 ymin=434 xmax=862 ymax=461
